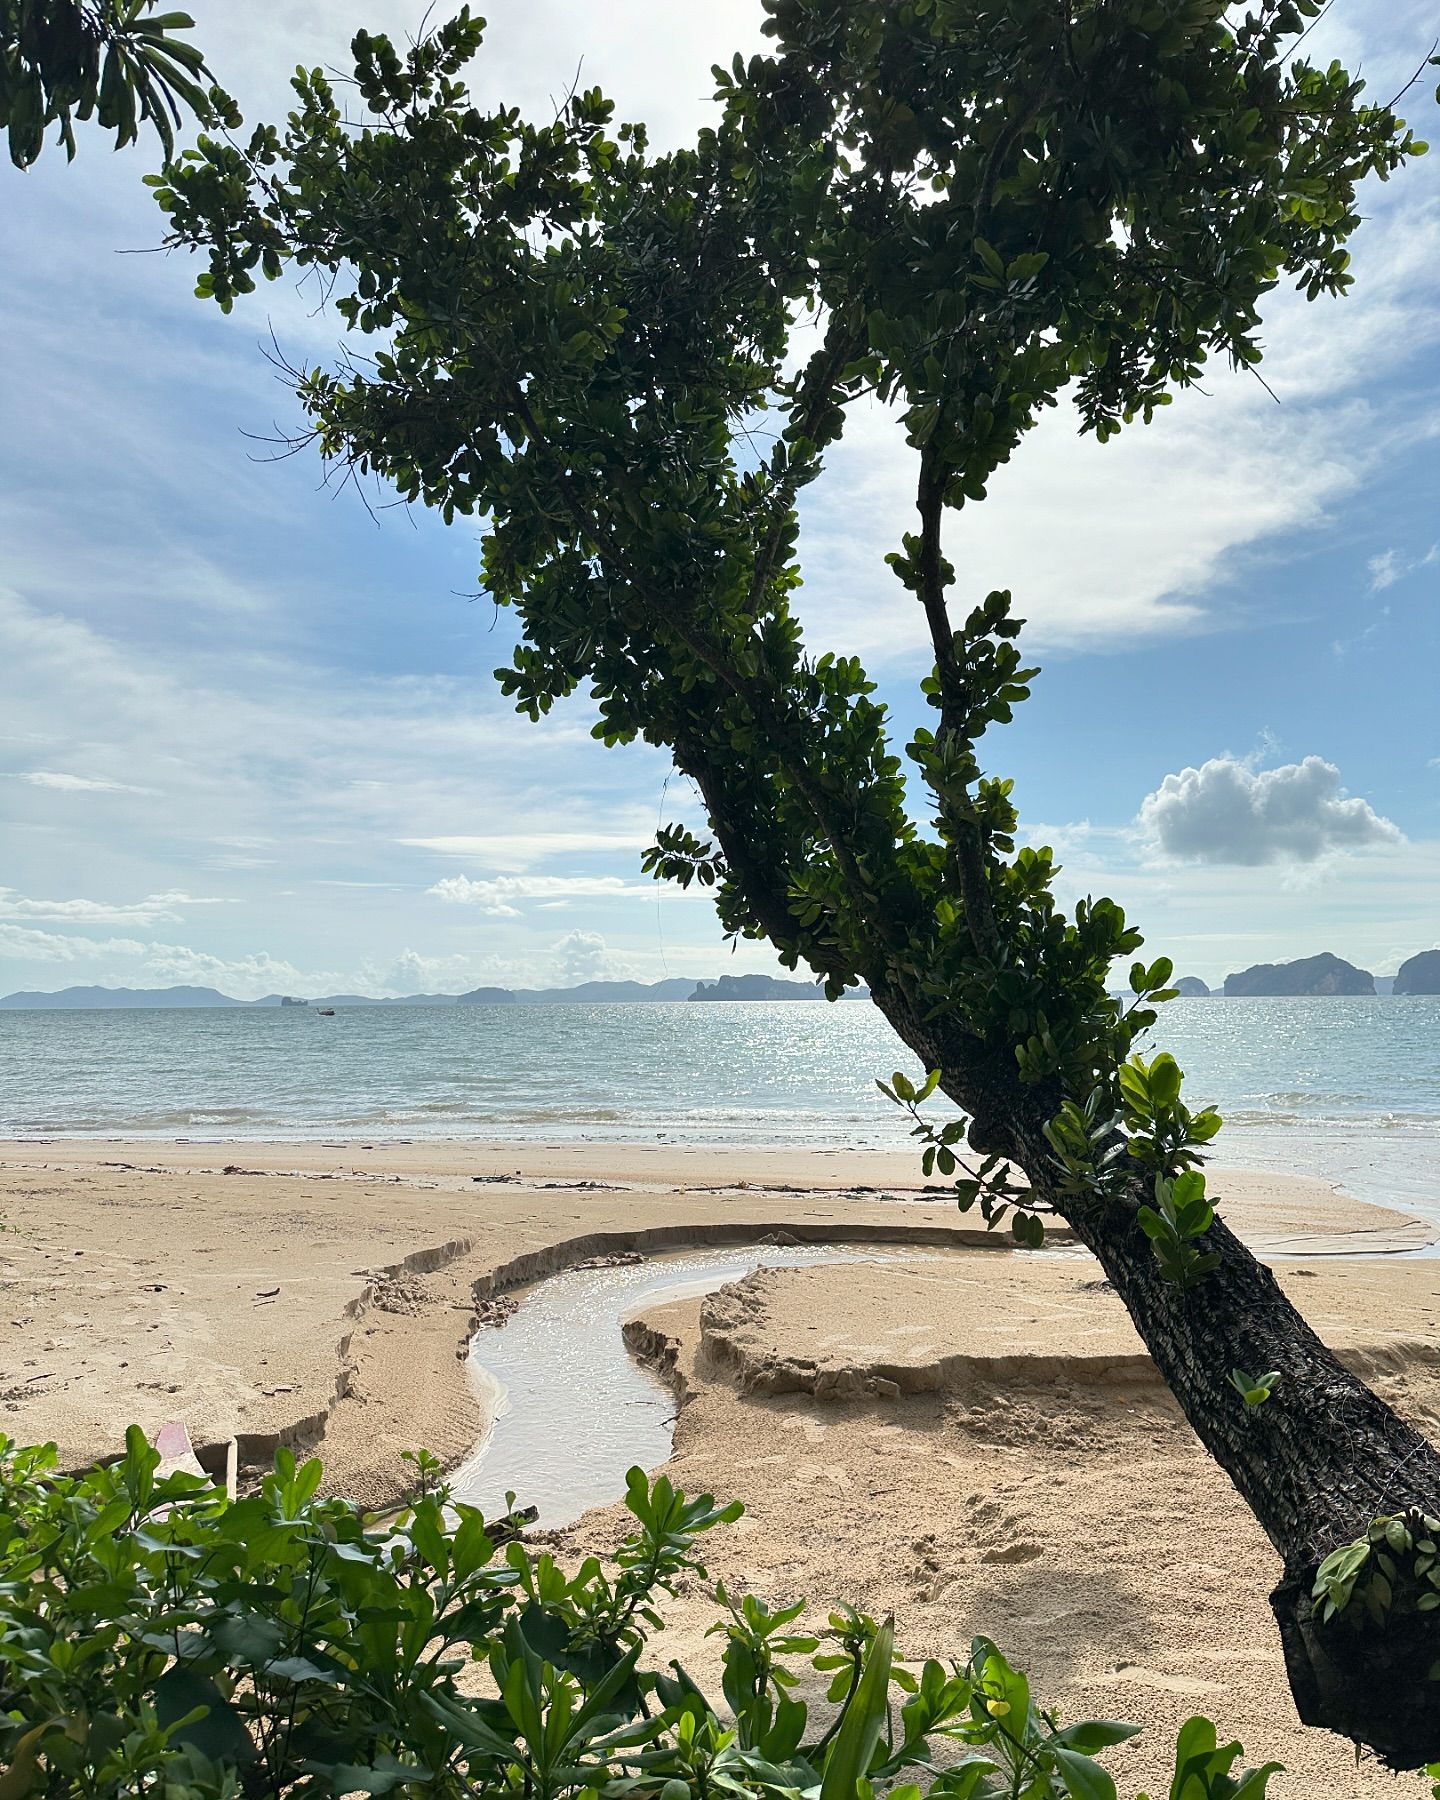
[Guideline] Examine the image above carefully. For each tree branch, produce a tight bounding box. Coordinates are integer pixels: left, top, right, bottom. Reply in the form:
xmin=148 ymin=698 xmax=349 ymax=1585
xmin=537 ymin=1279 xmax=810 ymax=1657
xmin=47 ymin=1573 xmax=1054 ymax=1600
xmin=504 ymin=378 xmax=909 ymax=958
xmin=745 ymin=311 xmax=863 ymax=616
xmin=915 ymin=445 xmax=1000 ymax=958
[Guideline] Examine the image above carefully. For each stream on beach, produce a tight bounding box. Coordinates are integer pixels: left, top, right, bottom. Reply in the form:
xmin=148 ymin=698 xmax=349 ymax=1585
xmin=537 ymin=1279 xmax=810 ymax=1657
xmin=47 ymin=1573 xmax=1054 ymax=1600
xmin=449 ymin=1244 xmax=922 ymax=1527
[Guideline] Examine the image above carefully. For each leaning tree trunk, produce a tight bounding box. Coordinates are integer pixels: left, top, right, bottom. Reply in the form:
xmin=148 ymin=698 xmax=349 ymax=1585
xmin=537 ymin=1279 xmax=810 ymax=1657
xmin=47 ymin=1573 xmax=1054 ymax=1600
xmin=872 ymin=962 xmax=1440 ymax=1769
xmin=1012 ymin=1111 xmax=1440 ymax=1769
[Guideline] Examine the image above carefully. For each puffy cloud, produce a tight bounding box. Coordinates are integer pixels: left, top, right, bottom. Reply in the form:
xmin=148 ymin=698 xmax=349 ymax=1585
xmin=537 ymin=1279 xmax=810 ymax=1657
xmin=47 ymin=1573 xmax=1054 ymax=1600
xmin=1137 ymin=756 xmax=1402 ymax=866
xmin=0 ymin=924 xmax=148 ymax=963
xmin=428 ymin=874 xmax=655 ymax=916
xmin=0 ymin=926 xmax=318 ymax=998
xmin=553 ymin=929 xmax=614 ymax=982
xmin=369 ymin=948 xmax=512 ymax=996
xmin=137 ymin=946 xmax=318 ymax=997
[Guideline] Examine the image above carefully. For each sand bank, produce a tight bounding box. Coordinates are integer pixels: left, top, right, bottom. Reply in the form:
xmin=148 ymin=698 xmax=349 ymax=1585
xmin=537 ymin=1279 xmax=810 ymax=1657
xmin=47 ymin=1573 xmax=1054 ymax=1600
xmin=0 ymin=1140 xmax=1427 ymax=1502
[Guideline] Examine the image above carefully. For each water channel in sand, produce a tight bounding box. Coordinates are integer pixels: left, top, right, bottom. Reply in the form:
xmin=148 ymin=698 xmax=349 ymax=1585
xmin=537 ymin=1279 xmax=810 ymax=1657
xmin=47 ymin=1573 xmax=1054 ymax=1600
xmin=449 ymin=1244 xmax=919 ymax=1527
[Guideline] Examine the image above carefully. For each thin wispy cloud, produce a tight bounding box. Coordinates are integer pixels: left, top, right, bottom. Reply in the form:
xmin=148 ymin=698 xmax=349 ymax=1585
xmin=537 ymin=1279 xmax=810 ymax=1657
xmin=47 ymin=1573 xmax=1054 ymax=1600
xmin=6 ymin=770 xmax=151 ymax=794
xmin=0 ymin=889 xmax=231 ymax=927
xmin=428 ymin=874 xmax=659 ymax=917
xmin=401 ymin=832 xmax=657 ymax=869
xmin=1368 ymin=544 xmax=1439 ymax=592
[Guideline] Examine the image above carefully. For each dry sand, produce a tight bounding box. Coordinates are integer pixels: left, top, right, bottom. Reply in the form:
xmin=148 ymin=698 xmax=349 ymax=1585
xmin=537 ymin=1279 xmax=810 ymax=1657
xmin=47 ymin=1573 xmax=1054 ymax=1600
xmin=1 ymin=1138 xmax=1436 ymax=1795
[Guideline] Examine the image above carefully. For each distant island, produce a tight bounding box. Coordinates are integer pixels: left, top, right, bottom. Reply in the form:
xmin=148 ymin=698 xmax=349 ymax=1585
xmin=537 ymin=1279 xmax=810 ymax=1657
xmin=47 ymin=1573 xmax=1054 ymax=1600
xmin=1394 ymin=949 xmax=1440 ymax=995
xmin=1223 ymin=953 xmax=1375 ymax=997
xmin=0 ymin=976 xmax=864 ymax=1011
xmin=688 ymin=974 xmax=826 ymax=1002
xmin=0 ymin=984 xmax=245 ymax=1010
xmin=5 ymin=956 xmax=1422 ymax=1009
xmin=456 ymin=978 xmax=699 ymax=1006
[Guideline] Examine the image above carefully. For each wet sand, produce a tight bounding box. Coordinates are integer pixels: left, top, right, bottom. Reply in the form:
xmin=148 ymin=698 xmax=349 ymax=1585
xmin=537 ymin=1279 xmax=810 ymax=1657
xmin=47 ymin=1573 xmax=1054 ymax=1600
xmin=0 ymin=1139 xmax=1428 ymax=1499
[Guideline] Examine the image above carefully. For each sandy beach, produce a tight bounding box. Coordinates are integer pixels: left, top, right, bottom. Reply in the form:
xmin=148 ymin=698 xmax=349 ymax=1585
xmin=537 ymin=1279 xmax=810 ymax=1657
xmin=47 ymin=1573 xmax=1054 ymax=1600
xmin=2 ymin=1139 xmax=1437 ymax=1795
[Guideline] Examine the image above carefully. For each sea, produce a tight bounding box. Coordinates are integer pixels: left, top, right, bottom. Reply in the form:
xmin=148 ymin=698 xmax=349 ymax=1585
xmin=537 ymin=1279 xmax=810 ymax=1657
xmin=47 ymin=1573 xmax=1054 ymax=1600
xmin=0 ymin=997 xmax=1436 ymax=1219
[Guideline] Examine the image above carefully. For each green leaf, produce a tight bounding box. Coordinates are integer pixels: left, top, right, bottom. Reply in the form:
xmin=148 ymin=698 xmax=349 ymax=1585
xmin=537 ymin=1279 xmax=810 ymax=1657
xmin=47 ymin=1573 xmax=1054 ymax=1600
xmin=1147 ymin=1055 xmax=1182 ymax=1109
xmin=820 ymin=1616 xmax=893 ymax=1800
xmin=1055 ymin=1720 xmax=1142 ymax=1753
xmin=1054 ymin=1745 xmax=1117 ymax=1800
xmin=307 ymin=1757 xmax=431 ymax=1795
xmin=154 ymin=1667 xmax=260 ymax=1766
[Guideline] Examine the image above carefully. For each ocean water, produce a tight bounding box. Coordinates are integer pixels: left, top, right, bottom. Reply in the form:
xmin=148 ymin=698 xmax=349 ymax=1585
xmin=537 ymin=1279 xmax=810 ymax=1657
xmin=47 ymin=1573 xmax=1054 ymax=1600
xmin=0 ymin=997 xmax=1435 ymax=1215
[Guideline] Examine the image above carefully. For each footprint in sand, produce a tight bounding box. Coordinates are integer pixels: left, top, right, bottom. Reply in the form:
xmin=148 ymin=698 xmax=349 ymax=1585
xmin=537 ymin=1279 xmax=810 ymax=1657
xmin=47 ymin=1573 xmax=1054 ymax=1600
xmin=780 ymin=1414 xmax=829 ymax=1444
xmin=978 ymin=1540 xmax=1044 ymax=1565
xmin=965 ymin=1493 xmax=1043 ymax=1565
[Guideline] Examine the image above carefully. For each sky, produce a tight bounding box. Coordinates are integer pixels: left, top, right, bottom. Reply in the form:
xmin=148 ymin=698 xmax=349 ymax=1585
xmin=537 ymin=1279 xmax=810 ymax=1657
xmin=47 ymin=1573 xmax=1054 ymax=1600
xmin=0 ymin=0 xmax=1436 ymax=1001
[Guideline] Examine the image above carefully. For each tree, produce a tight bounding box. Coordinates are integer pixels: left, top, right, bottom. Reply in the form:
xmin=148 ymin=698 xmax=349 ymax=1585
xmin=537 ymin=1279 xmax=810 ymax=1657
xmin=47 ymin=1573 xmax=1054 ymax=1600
xmin=153 ymin=0 xmax=1440 ymax=1765
xmin=1 ymin=0 xmax=231 ymax=168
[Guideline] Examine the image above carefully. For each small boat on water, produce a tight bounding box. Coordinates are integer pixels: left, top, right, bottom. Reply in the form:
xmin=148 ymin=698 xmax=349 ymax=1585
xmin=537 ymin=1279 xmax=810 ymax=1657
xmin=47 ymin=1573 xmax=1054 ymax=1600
xmin=317 ymin=1007 xmax=336 ymax=1016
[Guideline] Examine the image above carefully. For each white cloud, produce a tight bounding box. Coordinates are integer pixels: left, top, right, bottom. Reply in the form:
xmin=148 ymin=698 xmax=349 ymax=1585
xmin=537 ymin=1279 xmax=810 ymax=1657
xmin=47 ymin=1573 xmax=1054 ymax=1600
xmin=0 ymin=924 xmax=149 ymax=963
xmin=796 ymin=175 xmax=1440 ymax=662
xmin=552 ymin=929 xmax=618 ymax=983
xmin=1037 ymin=836 xmax=1440 ymax=990
xmin=0 ymin=889 xmax=231 ymax=927
xmin=136 ymin=945 xmax=319 ymax=998
xmin=1368 ymin=544 xmax=1439 ymax=592
xmin=428 ymin=873 xmax=657 ymax=916
xmin=7 ymin=770 xmax=150 ymax=794
xmin=1137 ymin=756 xmax=1402 ymax=866
xmin=0 ymin=586 xmax=655 ymax=890
xmin=401 ymin=831 xmax=654 ymax=870
xmin=0 ymin=924 xmax=318 ymax=999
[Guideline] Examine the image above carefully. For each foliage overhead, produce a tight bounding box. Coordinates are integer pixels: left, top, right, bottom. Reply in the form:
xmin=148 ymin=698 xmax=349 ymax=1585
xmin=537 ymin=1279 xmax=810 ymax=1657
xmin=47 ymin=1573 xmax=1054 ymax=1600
xmin=1 ymin=0 xmax=231 ymax=168
xmin=0 ymin=1432 xmax=1286 ymax=1800
xmin=150 ymin=4 xmax=1440 ymax=1760
xmin=151 ymin=0 xmax=1425 ymax=1218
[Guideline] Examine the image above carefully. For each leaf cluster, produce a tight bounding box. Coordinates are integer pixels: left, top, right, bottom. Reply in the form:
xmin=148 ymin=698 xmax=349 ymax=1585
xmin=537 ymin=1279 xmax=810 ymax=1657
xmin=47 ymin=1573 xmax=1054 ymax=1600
xmin=877 ymin=1067 xmax=1044 ymax=1245
xmin=1 ymin=0 xmax=233 ymax=168
xmin=1045 ymin=1042 xmax=1223 ymax=1288
xmin=0 ymin=1432 xmax=1289 ymax=1800
xmin=1312 ymin=1509 xmax=1440 ymax=1630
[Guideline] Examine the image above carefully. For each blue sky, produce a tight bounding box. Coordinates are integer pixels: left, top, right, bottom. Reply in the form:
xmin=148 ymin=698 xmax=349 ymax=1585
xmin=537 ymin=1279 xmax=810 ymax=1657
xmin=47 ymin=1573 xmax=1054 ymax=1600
xmin=1 ymin=0 xmax=1436 ymax=999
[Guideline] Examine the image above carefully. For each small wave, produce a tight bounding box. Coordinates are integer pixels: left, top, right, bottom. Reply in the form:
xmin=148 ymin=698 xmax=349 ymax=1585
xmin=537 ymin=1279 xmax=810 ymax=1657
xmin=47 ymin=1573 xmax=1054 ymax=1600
xmin=1223 ymin=1110 xmax=1440 ymax=1133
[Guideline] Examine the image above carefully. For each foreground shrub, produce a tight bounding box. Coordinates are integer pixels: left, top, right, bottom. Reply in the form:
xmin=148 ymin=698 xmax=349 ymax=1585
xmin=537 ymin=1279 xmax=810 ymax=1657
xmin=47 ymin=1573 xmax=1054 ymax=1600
xmin=0 ymin=1432 xmax=1279 ymax=1798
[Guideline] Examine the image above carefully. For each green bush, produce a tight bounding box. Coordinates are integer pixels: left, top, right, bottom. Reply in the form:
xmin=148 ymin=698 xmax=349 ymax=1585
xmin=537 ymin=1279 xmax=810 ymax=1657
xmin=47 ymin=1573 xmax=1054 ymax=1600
xmin=0 ymin=1431 xmax=1280 ymax=1799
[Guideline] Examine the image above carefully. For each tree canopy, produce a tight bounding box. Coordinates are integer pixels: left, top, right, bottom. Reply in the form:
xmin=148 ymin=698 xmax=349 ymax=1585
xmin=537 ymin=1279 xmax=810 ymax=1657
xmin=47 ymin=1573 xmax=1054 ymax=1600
xmin=1 ymin=0 xmax=230 ymax=168
xmin=154 ymin=0 xmax=1440 ymax=1765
